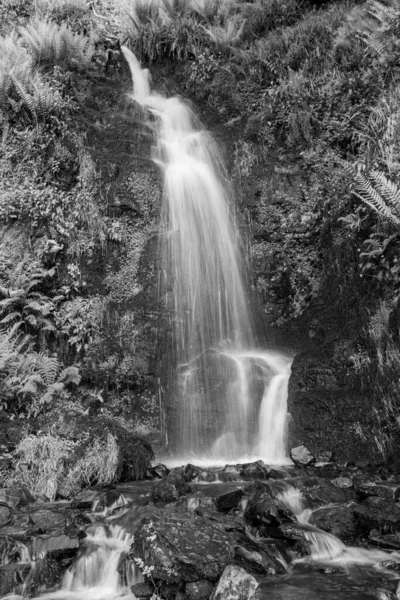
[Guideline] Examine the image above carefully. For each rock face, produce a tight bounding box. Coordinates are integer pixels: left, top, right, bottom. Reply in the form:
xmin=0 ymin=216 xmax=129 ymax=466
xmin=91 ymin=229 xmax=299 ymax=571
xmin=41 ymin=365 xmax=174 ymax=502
xmin=134 ymin=513 xmax=234 ymax=583
xmin=210 ymin=565 xmax=259 ymax=600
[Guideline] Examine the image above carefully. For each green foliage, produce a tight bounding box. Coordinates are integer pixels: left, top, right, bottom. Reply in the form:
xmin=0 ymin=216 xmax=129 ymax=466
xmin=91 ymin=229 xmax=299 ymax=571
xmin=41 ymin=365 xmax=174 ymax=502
xmin=19 ymin=17 xmax=94 ymax=70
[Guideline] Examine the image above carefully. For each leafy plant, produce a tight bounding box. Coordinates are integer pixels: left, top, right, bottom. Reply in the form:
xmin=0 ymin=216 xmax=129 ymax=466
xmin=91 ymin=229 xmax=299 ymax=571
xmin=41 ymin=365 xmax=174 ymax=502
xmin=19 ymin=17 xmax=94 ymax=70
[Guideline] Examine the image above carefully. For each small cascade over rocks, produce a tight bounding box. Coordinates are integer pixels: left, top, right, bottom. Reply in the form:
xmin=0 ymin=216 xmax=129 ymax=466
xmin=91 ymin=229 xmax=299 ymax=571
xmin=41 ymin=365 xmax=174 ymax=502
xmin=122 ymin=46 xmax=292 ymax=464
xmin=7 ymin=525 xmax=138 ymax=600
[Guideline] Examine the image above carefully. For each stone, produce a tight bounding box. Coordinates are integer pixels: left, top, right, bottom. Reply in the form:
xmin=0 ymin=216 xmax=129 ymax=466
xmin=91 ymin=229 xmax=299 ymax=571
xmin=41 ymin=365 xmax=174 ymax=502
xmin=131 ymin=582 xmax=154 ymax=598
xmin=290 ymin=446 xmax=314 ymax=467
xmin=134 ymin=512 xmax=234 ymax=583
xmin=380 ymin=560 xmax=400 ymax=571
xmin=369 ymin=531 xmax=400 ymax=550
xmin=210 ymin=565 xmax=259 ymax=600
xmin=331 ymin=476 xmax=353 ymax=489
xmin=216 ymin=489 xmax=243 ymax=512
xmin=28 ymin=509 xmax=67 ymax=532
xmin=223 ymin=465 xmax=241 ymax=474
xmin=185 ymin=580 xmax=214 ymax=600
xmin=0 ymin=505 xmax=11 ymax=526
xmin=353 ymin=497 xmax=400 ymax=534
xmin=146 ymin=464 xmax=170 ymax=480
xmin=151 ymin=481 xmax=179 ymax=503
xmin=71 ymin=488 xmax=101 ymax=510
xmin=357 ymin=482 xmax=400 ymax=501
xmin=312 ymin=506 xmax=356 ymax=543
xmin=243 ymin=491 xmax=280 ymax=532
xmin=376 ymin=590 xmax=397 ymax=600
xmin=234 ymin=545 xmax=267 ymax=574
xmin=0 ymin=485 xmax=34 ymax=508
xmin=316 ymin=451 xmax=333 ymax=463
xmin=30 ymin=534 xmax=80 ymax=560
xmin=181 ymin=496 xmax=217 ymax=512
xmin=279 ymin=523 xmax=312 ymax=556
xmin=240 ymin=461 xmax=270 ymax=480
xmin=184 ymin=464 xmax=202 ymax=482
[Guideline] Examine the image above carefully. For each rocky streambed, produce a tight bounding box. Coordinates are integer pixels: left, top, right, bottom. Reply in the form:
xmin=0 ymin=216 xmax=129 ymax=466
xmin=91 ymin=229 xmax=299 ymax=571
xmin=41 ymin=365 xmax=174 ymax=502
xmin=3 ymin=450 xmax=400 ymax=599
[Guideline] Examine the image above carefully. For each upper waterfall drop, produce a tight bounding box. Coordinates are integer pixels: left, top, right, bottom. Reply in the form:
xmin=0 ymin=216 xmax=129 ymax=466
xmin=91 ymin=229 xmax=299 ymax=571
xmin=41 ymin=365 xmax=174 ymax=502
xmin=122 ymin=47 xmax=292 ymax=463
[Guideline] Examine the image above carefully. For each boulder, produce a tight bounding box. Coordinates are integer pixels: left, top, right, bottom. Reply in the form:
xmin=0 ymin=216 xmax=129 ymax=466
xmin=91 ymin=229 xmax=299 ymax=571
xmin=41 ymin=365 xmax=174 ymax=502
xmin=278 ymin=523 xmax=312 ymax=556
xmin=353 ymin=497 xmax=400 ymax=534
xmin=369 ymin=531 xmax=400 ymax=550
xmin=30 ymin=533 xmax=80 ymax=560
xmin=216 ymin=489 xmax=243 ymax=512
xmin=131 ymin=582 xmax=154 ymax=598
xmin=180 ymin=496 xmax=217 ymax=512
xmin=146 ymin=464 xmax=170 ymax=480
xmin=27 ymin=509 xmax=67 ymax=532
xmin=331 ymin=477 xmax=353 ymax=489
xmin=151 ymin=481 xmax=179 ymax=503
xmin=210 ymin=565 xmax=259 ymax=600
xmin=290 ymin=446 xmax=314 ymax=467
xmin=185 ymin=580 xmax=214 ymax=600
xmin=134 ymin=512 xmax=234 ymax=583
xmin=71 ymin=488 xmax=101 ymax=510
xmin=0 ymin=485 xmax=34 ymax=508
xmin=184 ymin=464 xmax=202 ymax=482
xmin=240 ymin=461 xmax=270 ymax=481
xmin=312 ymin=506 xmax=356 ymax=543
xmin=0 ymin=505 xmax=11 ymax=527
xmin=357 ymin=482 xmax=400 ymax=501
xmin=243 ymin=491 xmax=280 ymax=531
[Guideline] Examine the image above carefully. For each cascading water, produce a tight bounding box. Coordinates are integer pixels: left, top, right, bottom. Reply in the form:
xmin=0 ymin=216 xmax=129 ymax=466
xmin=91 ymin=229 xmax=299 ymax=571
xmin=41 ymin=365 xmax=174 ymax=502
xmin=10 ymin=525 xmax=138 ymax=600
xmin=122 ymin=47 xmax=292 ymax=462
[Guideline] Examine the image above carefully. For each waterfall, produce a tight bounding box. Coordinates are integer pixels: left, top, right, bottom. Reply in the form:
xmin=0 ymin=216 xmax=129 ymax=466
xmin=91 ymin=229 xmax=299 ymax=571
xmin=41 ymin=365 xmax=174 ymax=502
xmin=122 ymin=47 xmax=292 ymax=462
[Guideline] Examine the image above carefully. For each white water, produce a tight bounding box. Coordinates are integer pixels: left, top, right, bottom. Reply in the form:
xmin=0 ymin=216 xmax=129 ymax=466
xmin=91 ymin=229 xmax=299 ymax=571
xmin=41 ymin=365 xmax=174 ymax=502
xmin=278 ymin=486 xmax=400 ymax=568
xmin=8 ymin=525 xmax=138 ymax=600
xmin=122 ymin=46 xmax=292 ymax=462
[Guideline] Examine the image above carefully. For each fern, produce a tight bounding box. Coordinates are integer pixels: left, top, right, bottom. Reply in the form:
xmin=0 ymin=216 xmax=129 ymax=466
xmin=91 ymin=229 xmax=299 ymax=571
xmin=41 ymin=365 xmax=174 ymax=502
xmin=351 ymin=166 xmax=400 ymax=225
xmin=20 ymin=18 xmax=94 ymax=70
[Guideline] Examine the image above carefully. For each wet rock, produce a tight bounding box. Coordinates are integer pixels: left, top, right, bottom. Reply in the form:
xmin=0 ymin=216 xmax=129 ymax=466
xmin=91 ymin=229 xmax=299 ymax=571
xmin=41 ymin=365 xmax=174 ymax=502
xmin=134 ymin=512 xmax=234 ymax=583
xmin=184 ymin=464 xmax=202 ymax=482
xmin=216 ymin=489 xmax=243 ymax=512
xmin=0 ymin=485 xmax=34 ymax=508
xmin=30 ymin=533 xmax=80 ymax=560
xmin=179 ymin=496 xmax=217 ymax=512
xmin=376 ymin=590 xmax=397 ymax=600
xmin=71 ymin=488 xmax=101 ymax=510
xmin=331 ymin=476 xmax=353 ymax=489
xmin=353 ymin=497 xmax=400 ymax=534
xmin=185 ymin=579 xmax=214 ymax=600
xmin=131 ymin=582 xmax=154 ymax=598
xmin=269 ymin=468 xmax=290 ymax=479
xmin=290 ymin=446 xmax=315 ymax=467
xmin=223 ymin=465 xmax=241 ymax=474
xmin=0 ymin=535 xmax=27 ymax=563
xmin=27 ymin=509 xmax=67 ymax=532
xmin=210 ymin=565 xmax=259 ymax=600
xmin=96 ymin=490 xmax=127 ymax=513
xmin=240 ymin=461 xmax=270 ymax=480
xmin=278 ymin=523 xmax=312 ymax=556
xmin=369 ymin=530 xmax=400 ymax=550
xmin=151 ymin=481 xmax=179 ymax=503
xmin=303 ymin=483 xmax=354 ymax=508
xmin=234 ymin=545 xmax=270 ymax=575
xmin=0 ymin=563 xmax=31 ymax=597
xmin=357 ymin=482 xmax=400 ymax=501
xmin=0 ymin=504 xmax=11 ymax=526
xmin=316 ymin=451 xmax=333 ymax=463
xmin=146 ymin=464 xmax=170 ymax=480
xmin=312 ymin=506 xmax=356 ymax=543
xmin=243 ymin=491 xmax=280 ymax=532
xmin=380 ymin=560 xmax=400 ymax=571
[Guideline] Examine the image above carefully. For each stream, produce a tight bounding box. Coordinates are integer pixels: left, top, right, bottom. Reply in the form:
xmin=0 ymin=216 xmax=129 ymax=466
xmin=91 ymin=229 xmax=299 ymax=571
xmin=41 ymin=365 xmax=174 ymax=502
xmin=3 ymin=464 xmax=400 ymax=600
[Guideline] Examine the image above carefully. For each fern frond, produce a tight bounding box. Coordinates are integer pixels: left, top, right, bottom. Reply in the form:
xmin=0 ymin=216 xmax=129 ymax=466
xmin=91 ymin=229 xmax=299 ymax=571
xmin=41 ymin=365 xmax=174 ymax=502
xmin=353 ymin=169 xmax=400 ymax=224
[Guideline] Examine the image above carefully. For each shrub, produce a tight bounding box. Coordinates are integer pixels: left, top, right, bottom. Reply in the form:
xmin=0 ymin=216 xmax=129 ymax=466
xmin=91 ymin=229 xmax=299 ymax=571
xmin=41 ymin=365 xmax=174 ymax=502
xmin=19 ymin=17 xmax=94 ymax=70
xmin=0 ymin=32 xmax=33 ymax=113
xmin=8 ymin=431 xmax=119 ymax=500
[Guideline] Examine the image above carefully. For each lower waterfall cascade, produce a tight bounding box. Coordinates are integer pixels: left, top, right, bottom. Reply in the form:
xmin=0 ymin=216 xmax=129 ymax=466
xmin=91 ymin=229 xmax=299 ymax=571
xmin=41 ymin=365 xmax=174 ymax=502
xmin=122 ymin=46 xmax=292 ymax=463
